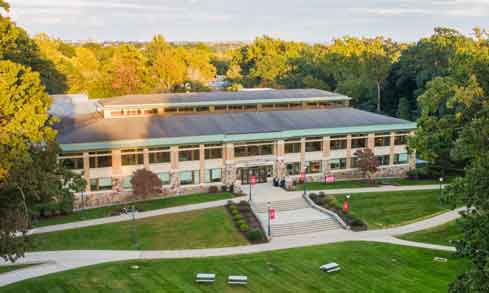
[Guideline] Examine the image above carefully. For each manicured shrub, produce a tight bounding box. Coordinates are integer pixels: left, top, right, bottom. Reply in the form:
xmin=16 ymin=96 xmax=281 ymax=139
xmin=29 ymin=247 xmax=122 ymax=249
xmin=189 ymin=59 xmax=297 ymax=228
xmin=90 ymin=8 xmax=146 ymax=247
xmin=247 ymin=229 xmax=263 ymax=242
xmin=324 ymin=195 xmax=338 ymax=207
xmin=221 ymin=185 xmax=228 ymax=192
xmin=233 ymin=214 xmax=243 ymax=221
xmin=239 ymin=223 xmax=249 ymax=232
xmin=237 ymin=219 xmax=246 ymax=227
xmin=208 ymin=185 xmax=219 ymax=193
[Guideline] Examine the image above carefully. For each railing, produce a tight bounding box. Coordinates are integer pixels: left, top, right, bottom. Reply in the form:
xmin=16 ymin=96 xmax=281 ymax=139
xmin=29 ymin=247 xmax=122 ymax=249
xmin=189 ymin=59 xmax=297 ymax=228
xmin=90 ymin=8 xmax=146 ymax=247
xmin=302 ymin=193 xmax=350 ymax=230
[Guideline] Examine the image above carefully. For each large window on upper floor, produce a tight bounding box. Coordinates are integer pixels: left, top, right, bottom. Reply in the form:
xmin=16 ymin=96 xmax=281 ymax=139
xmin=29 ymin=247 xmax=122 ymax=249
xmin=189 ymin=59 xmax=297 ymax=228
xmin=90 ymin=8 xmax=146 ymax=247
xmin=394 ymin=153 xmax=409 ymax=165
xmin=179 ymin=145 xmax=200 ymax=162
xmin=121 ymin=148 xmax=144 ymax=166
xmin=351 ymin=134 xmax=368 ymax=149
xmin=234 ymin=141 xmax=274 ymax=157
xmin=330 ymin=135 xmax=347 ymax=150
xmin=375 ymin=132 xmax=391 ymax=147
xmin=204 ymin=144 xmax=223 ymax=160
xmin=284 ymin=139 xmax=301 ymax=154
xmin=89 ymin=151 xmax=112 ymax=168
xmin=149 ymin=147 xmax=170 ymax=164
xmin=395 ymin=132 xmax=409 ymax=145
xmin=305 ymin=137 xmax=322 ymax=152
xmin=59 ymin=152 xmax=84 ymax=170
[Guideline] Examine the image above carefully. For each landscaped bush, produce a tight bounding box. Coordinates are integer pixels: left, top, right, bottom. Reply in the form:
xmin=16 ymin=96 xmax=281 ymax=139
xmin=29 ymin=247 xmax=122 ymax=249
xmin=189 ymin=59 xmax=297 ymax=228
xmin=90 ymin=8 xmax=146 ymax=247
xmin=309 ymin=193 xmax=368 ymax=231
xmin=239 ymin=223 xmax=249 ymax=232
xmin=208 ymin=186 xmax=219 ymax=193
xmin=246 ymin=229 xmax=263 ymax=242
xmin=131 ymin=169 xmax=162 ymax=198
xmin=226 ymin=201 xmax=268 ymax=244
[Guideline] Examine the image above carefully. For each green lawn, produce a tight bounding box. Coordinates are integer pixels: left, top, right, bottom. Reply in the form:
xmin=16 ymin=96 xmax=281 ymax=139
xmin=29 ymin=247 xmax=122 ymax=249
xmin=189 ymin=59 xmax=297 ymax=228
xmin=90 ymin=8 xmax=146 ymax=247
xmin=3 ymin=242 xmax=467 ymax=292
xmin=0 ymin=264 xmax=35 ymax=274
xmin=399 ymin=220 xmax=464 ymax=246
xmin=29 ymin=207 xmax=248 ymax=251
xmin=332 ymin=190 xmax=451 ymax=229
xmin=33 ymin=192 xmax=234 ymax=228
xmin=296 ymin=177 xmax=446 ymax=191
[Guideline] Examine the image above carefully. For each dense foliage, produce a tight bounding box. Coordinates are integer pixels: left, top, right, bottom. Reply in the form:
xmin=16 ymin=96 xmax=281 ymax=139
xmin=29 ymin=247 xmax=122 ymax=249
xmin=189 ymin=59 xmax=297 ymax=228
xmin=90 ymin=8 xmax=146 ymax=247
xmin=130 ymin=169 xmax=162 ymax=198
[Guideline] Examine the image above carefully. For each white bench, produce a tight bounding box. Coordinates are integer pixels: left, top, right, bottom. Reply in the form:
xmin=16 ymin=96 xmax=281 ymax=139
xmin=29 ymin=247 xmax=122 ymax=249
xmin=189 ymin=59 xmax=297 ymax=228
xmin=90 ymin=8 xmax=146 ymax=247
xmin=228 ymin=275 xmax=248 ymax=285
xmin=320 ymin=263 xmax=341 ymax=273
xmin=195 ymin=273 xmax=216 ymax=283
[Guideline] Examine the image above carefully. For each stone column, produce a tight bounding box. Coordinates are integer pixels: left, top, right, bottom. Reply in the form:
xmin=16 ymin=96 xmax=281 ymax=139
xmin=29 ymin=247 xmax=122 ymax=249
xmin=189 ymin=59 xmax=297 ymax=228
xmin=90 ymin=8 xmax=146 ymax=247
xmin=170 ymin=146 xmax=179 ymax=170
xmin=112 ymin=149 xmax=122 ymax=177
xmin=323 ymin=136 xmax=330 ymax=174
xmin=409 ymin=130 xmax=416 ymax=170
xmin=389 ymin=131 xmax=396 ymax=165
xmin=143 ymin=148 xmax=150 ymax=169
xmin=346 ymin=134 xmax=352 ymax=169
xmin=223 ymin=143 xmax=235 ymax=185
xmin=199 ymin=144 xmax=205 ymax=184
xmin=300 ymin=137 xmax=306 ymax=170
xmin=275 ymin=140 xmax=285 ymax=178
xmin=83 ymin=152 xmax=91 ymax=192
xmin=367 ymin=133 xmax=375 ymax=150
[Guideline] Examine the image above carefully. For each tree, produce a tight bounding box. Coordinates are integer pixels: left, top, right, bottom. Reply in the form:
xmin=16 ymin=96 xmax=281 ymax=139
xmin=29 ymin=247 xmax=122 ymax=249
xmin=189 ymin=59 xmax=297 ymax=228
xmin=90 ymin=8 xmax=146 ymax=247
xmin=0 ymin=0 xmax=9 ymax=14
xmin=149 ymin=47 xmax=186 ymax=93
xmin=397 ymin=97 xmax=411 ymax=120
xmin=130 ymin=169 xmax=162 ymax=198
xmin=354 ymin=148 xmax=379 ymax=184
xmin=105 ymin=45 xmax=148 ymax=96
xmin=0 ymin=60 xmax=56 ymax=180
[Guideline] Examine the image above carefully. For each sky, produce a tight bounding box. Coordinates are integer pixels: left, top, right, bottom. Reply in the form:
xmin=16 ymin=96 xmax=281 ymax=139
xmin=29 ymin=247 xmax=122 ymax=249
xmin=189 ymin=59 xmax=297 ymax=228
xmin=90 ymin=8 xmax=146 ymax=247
xmin=6 ymin=0 xmax=489 ymax=43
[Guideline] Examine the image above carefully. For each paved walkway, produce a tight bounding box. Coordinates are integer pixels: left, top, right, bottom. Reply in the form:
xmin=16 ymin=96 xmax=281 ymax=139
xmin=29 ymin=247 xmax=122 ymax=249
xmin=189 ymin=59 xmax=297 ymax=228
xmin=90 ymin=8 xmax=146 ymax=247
xmin=28 ymin=184 xmax=442 ymax=235
xmin=0 ymin=206 xmax=465 ymax=287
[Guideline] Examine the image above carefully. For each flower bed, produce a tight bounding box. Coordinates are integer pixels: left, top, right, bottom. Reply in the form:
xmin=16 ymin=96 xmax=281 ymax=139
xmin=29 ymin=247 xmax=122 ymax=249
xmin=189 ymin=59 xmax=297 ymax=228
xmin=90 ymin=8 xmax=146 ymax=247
xmin=226 ymin=200 xmax=268 ymax=243
xmin=309 ymin=192 xmax=368 ymax=231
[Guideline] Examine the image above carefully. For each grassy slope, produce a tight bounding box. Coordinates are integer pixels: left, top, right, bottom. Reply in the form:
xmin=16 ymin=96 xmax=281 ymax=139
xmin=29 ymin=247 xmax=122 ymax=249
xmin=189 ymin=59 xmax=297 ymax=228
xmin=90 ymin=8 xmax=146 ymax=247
xmin=0 ymin=264 xmax=35 ymax=274
xmin=296 ymin=178 xmax=448 ymax=191
xmin=34 ymin=192 xmax=233 ymax=228
xmin=399 ymin=220 xmax=464 ymax=246
xmin=332 ymin=190 xmax=451 ymax=229
xmin=3 ymin=242 xmax=468 ymax=292
xmin=29 ymin=207 xmax=247 ymax=251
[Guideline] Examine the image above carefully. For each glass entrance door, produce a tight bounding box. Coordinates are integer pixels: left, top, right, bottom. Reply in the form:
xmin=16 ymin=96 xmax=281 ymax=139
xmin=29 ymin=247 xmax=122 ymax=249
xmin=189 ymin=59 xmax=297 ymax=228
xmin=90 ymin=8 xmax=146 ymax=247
xmin=240 ymin=166 xmax=272 ymax=184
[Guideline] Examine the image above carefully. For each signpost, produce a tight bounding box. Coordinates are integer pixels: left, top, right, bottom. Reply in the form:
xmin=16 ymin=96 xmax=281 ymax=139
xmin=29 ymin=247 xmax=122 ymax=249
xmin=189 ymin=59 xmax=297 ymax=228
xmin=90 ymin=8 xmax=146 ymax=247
xmin=301 ymin=167 xmax=307 ymax=196
xmin=343 ymin=195 xmax=351 ymax=213
xmin=267 ymin=202 xmax=272 ymax=237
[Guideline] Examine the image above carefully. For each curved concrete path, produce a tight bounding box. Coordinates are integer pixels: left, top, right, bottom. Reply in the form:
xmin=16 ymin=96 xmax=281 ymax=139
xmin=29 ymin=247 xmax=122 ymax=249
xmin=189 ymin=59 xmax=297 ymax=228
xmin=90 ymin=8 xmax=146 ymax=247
xmin=0 ymin=206 xmax=464 ymax=287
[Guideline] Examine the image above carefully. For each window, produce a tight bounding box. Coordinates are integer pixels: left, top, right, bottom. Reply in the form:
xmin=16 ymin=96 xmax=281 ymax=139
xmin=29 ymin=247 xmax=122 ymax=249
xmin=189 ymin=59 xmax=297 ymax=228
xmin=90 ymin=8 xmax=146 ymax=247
xmin=330 ymin=135 xmax=347 ymax=150
xmin=111 ymin=110 xmax=124 ymax=117
xmin=375 ymin=132 xmax=391 ymax=147
xmin=377 ymin=155 xmax=390 ymax=166
xmin=180 ymin=170 xmax=199 ymax=185
xmin=234 ymin=141 xmax=273 ymax=157
xmin=205 ymin=168 xmax=222 ymax=183
xmin=351 ymin=157 xmax=359 ymax=168
xmin=215 ymin=105 xmax=227 ymax=112
xmin=143 ymin=109 xmax=157 ymax=115
xmin=330 ymin=158 xmax=347 ymax=170
xmin=275 ymin=103 xmax=288 ymax=109
xmin=164 ymin=107 xmax=177 ymax=113
xmin=306 ymin=161 xmax=322 ymax=173
xmin=158 ymin=172 xmax=171 ymax=185
xmin=395 ymin=135 xmax=408 ymax=145
xmin=179 ymin=145 xmax=200 ymax=161
xmin=394 ymin=153 xmax=409 ymax=165
xmin=318 ymin=101 xmax=332 ymax=108
xmin=90 ymin=177 xmax=112 ymax=191
xmin=126 ymin=109 xmax=141 ymax=116
xmin=59 ymin=153 xmax=84 ymax=170
xmin=289 ymin=103 xmax=302 ymax=109
xmin=149 ymin=147 xmax=170 ymax=164
xmin=228 ymin=105 xmax=243 ymax=111
xmin=286 ymin=162 xmax=301 ymax=175
xmin=284 ymin=140 xmax=301 ymax=153
xmin=205 ymin=144 xmax=223 ymax=159
xmin=262 ymin=104 xmax=274 ymax=109
xmin=196 ymin=106 xmax=209 ymax=112
xmin=245 ymin=104 xmax=257 ymax=111
xmin=307 ymin=102 xmax=318 ymax=107
xmin=121 ymin=149 xmax=144 ymax=166
xmin=351 ymin=134 xmax=367 ymax=149
xmin=305 ymin=137 xmax=322 ymax=152
xmin=122 ymin=176 xmax=132 ymax=189
xmin=178 ymin=107 xmax=194 ymax=113
xmin=89 ymin=151 xmax=112 ymax=168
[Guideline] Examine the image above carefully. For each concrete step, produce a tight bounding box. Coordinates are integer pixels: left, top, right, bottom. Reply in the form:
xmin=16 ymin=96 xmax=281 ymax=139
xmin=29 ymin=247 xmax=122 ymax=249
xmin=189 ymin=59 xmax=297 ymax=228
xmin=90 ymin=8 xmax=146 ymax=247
xmin=270 ymin=219 xmax=341 ymax=237
xmin=254 ymin=198 xmax=308 ymax=213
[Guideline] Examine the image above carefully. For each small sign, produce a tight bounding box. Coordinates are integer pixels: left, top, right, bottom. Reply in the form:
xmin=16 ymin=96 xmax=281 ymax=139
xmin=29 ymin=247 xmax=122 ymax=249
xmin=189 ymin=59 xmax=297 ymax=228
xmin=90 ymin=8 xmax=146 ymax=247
xmin=250 ymin=176 xmax=257 ymax=186
xmin=300 ymin=171 xmax=305 ymax=181
xmin=325 ymin=175 xmax=336 ymax=184
xmin=269 ymin=207 xmax=276 ymax=220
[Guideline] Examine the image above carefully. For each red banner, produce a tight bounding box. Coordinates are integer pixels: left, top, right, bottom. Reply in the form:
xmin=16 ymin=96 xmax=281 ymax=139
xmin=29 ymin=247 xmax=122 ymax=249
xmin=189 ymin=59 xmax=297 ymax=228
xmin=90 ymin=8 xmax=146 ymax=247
xmin=250 ymin=176 xmax=257 ymax=186
xmin=342 ymin=199 xmax=349 ymax=213
xmin=269 ymin=207 xmax=276 ymax=220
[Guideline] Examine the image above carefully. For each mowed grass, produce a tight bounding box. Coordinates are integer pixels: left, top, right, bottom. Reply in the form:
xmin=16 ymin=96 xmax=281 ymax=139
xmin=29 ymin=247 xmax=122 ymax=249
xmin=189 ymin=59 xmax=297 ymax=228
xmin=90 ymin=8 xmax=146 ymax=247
xmin=296 ymin=177 xmax=446 ymax=191
xmin=399 ymin=220 xmax=464 ymax=246
xmin=28 ymin=207 xmax=247 ymax=251
xmin=33 ymin=192 xmax=234 ymax=228
xmin=0 ymin=264 xmax=35 ymax=274
xmin=3 ymin=242 xmax=468 ymax=293
xmin=332 ymin=190 xmax=450 ymax=229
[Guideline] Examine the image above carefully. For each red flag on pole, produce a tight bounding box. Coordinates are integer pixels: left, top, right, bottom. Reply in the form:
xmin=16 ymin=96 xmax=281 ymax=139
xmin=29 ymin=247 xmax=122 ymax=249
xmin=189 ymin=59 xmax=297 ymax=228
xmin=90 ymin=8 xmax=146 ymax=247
xmin=342 ymin=199 xmax=349 ymax=213
xmin=269 ymin=207 xmax=276 ymax=220
xmin=250 ymin=176 xmax=257 ymax=186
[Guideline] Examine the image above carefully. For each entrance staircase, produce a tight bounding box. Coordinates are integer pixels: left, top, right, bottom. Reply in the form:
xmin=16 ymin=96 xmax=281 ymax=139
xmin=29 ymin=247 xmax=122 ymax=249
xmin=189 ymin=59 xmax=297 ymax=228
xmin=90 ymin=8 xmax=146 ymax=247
xmin=253 ymin=197 xmax=342 ymax=237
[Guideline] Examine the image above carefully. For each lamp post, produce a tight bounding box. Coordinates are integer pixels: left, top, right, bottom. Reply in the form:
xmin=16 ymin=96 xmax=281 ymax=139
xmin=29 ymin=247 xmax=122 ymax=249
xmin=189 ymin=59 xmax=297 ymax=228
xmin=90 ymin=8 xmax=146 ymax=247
xmin=439 ymin=177 xmax=444 ymax=204
xmin=249 ymin=170 xmax=253 ymax=202
xmin=303 ymin=166 xmax=307 ymax=197
xmin=131 ymin=205 xmax=139 ymax=250
xmin=267 ymin=201 xmax=271 ymax=237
